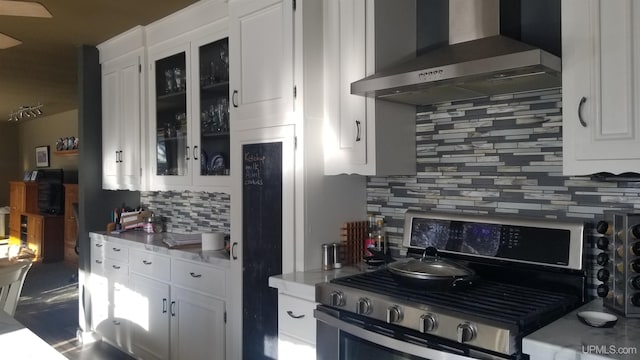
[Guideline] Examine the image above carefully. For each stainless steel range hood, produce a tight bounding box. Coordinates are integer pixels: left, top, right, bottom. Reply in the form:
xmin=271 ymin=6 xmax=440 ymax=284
xmin=351 ymin=0 xmax=561 ymax=106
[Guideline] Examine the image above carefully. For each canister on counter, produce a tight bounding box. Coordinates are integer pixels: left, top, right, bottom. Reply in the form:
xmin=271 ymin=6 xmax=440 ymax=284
xmin=322 ymin=243 xmax=334 ymax=270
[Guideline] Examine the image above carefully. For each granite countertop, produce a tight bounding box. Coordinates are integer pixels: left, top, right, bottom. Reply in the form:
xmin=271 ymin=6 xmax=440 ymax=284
xmin=91 ymin=231 xmax=230 ymax=268
xmin=269 ymin=263 xmax=376 ymax=301
xmin=523 ymin=300 xmax=640 ymax=360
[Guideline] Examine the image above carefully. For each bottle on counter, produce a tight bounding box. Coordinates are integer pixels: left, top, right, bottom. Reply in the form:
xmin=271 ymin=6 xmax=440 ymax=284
xmin=364 ymin=213 xmax=376 ymax=257
xmin=375 ymin=219 xmax=385 ymax=253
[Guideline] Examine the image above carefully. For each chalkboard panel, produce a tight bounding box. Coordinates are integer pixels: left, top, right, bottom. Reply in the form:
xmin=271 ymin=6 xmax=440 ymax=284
xmin=242 ymin=141 xmax=283 ymax=359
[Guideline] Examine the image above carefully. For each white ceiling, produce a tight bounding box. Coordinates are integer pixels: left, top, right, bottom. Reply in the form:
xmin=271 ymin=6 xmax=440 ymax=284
xmin=0 ymin=0 xmax=199 ymax=120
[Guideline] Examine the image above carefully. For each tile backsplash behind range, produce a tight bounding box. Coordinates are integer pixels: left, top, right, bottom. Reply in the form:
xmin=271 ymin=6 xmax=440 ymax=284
xmin=140 ymin=191 xmax=230 ymax=234
xmin=368 ymin=87 xmax=640 ymax=256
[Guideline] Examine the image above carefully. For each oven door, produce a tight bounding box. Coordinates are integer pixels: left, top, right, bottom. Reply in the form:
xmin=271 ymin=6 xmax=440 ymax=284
xmin=315 ymin=306 xmax=508 ymax=360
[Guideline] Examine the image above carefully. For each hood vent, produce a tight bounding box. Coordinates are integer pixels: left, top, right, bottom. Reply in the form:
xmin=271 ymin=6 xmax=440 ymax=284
xmin=351 ymin=0 xmax=561 ymax=106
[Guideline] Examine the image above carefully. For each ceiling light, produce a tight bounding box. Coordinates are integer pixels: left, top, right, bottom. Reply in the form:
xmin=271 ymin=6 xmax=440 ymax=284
xmin=7 ymin=104 xmax=44 ymax=122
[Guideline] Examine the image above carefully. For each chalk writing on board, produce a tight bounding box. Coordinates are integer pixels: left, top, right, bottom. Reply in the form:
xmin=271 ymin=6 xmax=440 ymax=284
xmin=244 ymin=151 xmax=266 ymax=186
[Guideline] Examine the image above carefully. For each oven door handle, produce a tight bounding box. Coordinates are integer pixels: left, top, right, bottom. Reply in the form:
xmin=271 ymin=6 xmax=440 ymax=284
xmin=314 ymin=309 xmax=478 ymax=360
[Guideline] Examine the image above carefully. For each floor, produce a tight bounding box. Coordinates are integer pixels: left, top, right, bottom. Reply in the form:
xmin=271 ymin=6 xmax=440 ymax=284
xmin=14 ymin=261 xmax=134 ymax=360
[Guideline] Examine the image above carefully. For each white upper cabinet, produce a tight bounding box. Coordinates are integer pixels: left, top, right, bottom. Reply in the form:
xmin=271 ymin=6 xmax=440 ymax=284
xmin=146 ymin=1 xmax=232 ymax=192
xmin=562 ymin=0 xmax=640 ymax=175
xmin=323 ymin=0 xmax=416 ymax=176
xmin=229 ymin=0 xmax=294 ymax=129
xmin=99 ymin=27 xmax=145 ymax=191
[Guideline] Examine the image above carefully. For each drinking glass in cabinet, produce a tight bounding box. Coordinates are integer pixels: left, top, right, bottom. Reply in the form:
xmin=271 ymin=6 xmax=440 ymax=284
xmin=174 ymin=68 xmax=185 ymax=92
xmin=164 ymin=69 xmax=174 ymax=94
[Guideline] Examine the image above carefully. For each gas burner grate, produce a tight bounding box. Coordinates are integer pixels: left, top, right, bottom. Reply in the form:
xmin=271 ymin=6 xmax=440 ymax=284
xmin=331 ymin=269 xmax=579 ymax=330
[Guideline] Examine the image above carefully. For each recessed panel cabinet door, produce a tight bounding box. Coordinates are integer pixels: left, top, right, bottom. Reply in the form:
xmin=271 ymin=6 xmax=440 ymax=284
xmin=101 ymin=51 xmax=142 ymax=190
xmin=229 ymin=0 xmax=294 ymax=128
xmin=102 ymin=66 xmax=120 ymax=189
xmin=129 ymin=274 xmax=170 ymax=360
xmin=170 ymin=287 xmax=225 ymax=360
xmin=563 ymin=0 xmax=640 ymax=174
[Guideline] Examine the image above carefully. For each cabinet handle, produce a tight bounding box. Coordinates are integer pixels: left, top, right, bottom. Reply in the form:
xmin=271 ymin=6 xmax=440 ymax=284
xmin=355 ymin=120 xmax=361 ymax=142
xmin=286 ymin=310 xmax=305 ymax=319
xmin=162 ymin=298 xmax=168 ymax=314
xmin=113 ymin=320 xmax=121 ymax=326
xmin=120 ymin=150 xmax=124 ymax=163
xmin=115 ymin=150 xmax=119 ymax=163
xmin=189 ymin=272 xmax=202 ymax=278
xmin=112 ymin=265 xmax=121 ymax=269
xmin=231 ymin=242 xmax=238 ymax=260
xmin=170 ymin=301 xmax=176 ymax=316
xmin=112 ymin=247 xmax=121 ymax=252
xmin=95 ymin=259 xmax=103 ymax=264
xmin=232 ymin=90 xmax=238 ymax=107
xmin=578 ymin=96 xmax=587 ymax=127
xmin=193 ymin=146 xmax=199 ymax=160
xmin=142 ymin=260 xmax=152 ymax=265
xmin=186 ymin=146 xmax=191 ymax=160
xmin=96 ymin=243 xmax=103 ymax=248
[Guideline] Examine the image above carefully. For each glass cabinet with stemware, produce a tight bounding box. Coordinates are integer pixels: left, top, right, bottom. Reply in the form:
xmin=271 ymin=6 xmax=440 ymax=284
xmin=147 ymin=20 xmax=231 ymax=192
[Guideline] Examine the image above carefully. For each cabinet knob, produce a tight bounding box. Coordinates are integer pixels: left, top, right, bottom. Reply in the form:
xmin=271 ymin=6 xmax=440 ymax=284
xmin=189 ymin=272 xmax=202 ymax=278
xmin=355 ymin=120 xmax=361 ymax=142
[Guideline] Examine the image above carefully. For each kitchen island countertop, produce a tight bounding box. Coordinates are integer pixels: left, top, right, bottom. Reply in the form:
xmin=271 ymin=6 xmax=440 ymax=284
xmin=91 ymin=231 xmax=230 ymax=267
xmin=523 ymin=299 xmax=640 ymax=360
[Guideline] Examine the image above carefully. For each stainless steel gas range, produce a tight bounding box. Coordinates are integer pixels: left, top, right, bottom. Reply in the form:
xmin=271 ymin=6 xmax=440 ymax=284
xmin=315 ymin=211 xmax=587 ymax=360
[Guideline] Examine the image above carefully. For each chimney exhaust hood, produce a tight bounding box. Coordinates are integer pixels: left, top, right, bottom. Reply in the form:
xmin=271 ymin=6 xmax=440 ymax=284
xmin=351 ymin=0 xmax=561 ymax=106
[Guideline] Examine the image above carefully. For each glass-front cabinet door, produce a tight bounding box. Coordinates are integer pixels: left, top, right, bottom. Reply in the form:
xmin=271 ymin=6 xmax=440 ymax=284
xmin=192 ymin=37 xmax=230 ymax=186
xmin=154 ymin=50 xmax=189 ymax=180
xmin=149 ymin=30 xmax=230 ymax=192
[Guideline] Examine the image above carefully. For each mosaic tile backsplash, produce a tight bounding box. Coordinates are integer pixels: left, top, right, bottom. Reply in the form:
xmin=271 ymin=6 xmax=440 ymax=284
xmin=367 ymin=88 xmax=640 ymax=297
xmin=140 ymin=191 xmax=230 ymax=234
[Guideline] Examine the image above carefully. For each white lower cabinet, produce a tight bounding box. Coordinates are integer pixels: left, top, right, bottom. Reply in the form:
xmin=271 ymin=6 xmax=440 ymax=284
xmin=170 ymin=286 xmax=226 ymax=360
xmin=129 ymin=274 xmax=171 ymax=360
xmin=89 ymin=234 xmax=227 ymax=360
xmin=90 ymin=236 xmax=132 ymax=353
xmin=277 ymin=293 xmax=317 ymax=360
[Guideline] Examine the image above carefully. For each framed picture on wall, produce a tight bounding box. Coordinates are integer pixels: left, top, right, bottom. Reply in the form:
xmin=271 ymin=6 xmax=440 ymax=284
xmin=35 ymin=145 xmax=50 ymax=168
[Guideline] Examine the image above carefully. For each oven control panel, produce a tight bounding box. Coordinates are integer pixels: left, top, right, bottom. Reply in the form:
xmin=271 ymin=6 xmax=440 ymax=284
xmin=597 ymin=212 xmax=640 ymax=317
xmin=403 ymin=211 xmax=585 ymax=270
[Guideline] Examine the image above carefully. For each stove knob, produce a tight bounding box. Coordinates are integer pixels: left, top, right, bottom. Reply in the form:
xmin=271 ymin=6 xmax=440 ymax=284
xmin=356 ymin=297 xmax=372 ymax=315
xmin=419 ymin=313 xmax=438 ymax=333
xmin=456 ymin=322 xmax=477 ymax=343
xmin=386 ymin=305 xmax=403 ymax=324
xmin=329 ymin=291 xmax=345 ymax=307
